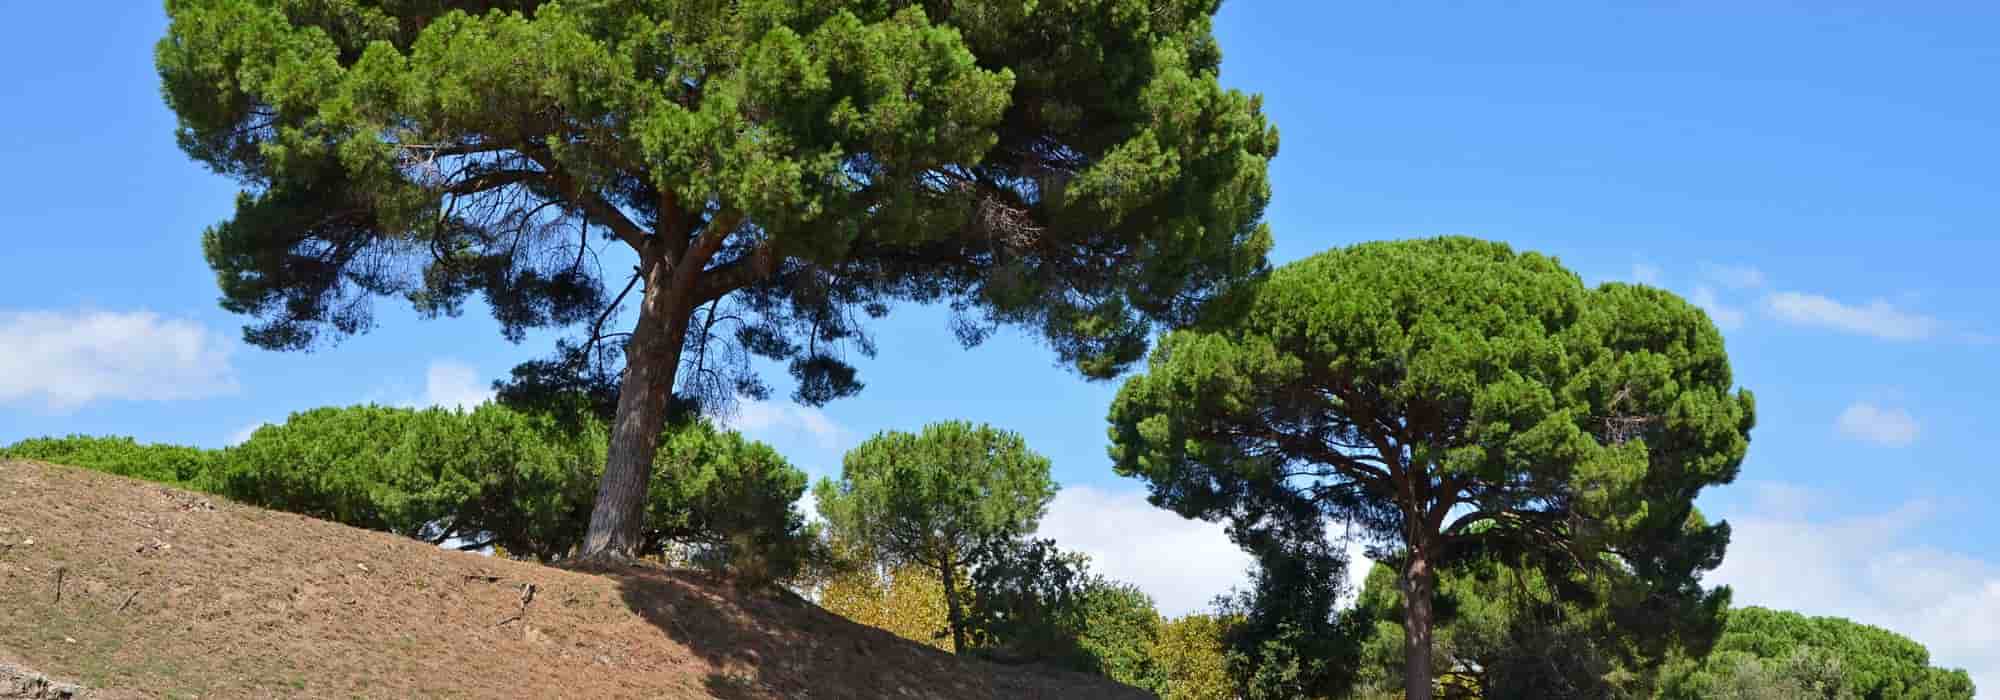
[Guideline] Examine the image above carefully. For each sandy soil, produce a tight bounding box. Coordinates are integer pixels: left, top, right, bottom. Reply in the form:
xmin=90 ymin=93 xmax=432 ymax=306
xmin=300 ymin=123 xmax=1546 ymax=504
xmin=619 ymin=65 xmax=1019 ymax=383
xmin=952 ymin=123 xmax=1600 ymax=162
xmin=0 ymin=460 xmax=1151 ymax=699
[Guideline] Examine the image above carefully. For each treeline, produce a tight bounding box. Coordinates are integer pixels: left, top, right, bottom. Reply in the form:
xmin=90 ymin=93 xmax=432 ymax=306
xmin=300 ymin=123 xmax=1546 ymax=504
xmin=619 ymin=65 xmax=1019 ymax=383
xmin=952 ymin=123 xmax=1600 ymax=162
xmin=2 ymin=403 xmax=821 ymax=580
xmin=1345 ymin=559 xmax=1976 ymax=699
xmin=5 ymin=411 xmax=1976 ymax=699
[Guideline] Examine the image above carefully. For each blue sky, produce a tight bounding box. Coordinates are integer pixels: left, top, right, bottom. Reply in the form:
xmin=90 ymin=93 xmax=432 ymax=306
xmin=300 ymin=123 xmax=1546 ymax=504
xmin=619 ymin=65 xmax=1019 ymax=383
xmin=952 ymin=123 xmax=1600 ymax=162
xmin=3 ymin=1 xmax=1997 ymax=690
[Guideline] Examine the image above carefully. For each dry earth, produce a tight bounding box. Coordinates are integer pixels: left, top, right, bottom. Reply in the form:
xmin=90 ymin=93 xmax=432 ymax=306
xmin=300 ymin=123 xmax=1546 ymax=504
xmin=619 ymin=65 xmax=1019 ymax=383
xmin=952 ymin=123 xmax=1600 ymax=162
xmin=0 ymin=460 xmax=1151 ymax=699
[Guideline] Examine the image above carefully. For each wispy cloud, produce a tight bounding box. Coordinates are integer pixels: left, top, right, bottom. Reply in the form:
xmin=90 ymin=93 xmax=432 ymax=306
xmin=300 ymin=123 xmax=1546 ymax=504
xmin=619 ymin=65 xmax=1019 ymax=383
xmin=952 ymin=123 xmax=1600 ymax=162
xmin=1835 ymin=401 xmax=1920 ymax=447
xmin=404 ymin=360 xmax=495 ymax=411
xmin=726 ymin=397 xmax=849 ymax=450
xmin=1631 ymin=263 xmax=1664 ymax=286
xmin=1763 ymin=292 xmax=1938 ymax=341
xmin=0 ymin=309 xmax=238 ymax=411
xmin=1690 ymin=286 xmax=1746 ymax=331
xmin=1701 ymin=262 xmax=1767 ymax=290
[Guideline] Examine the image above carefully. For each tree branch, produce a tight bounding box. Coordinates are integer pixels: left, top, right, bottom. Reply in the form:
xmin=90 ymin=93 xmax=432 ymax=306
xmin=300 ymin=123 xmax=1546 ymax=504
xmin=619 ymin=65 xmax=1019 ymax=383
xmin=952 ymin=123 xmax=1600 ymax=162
xmin=577 ymin=269 xmax=642 ymax=362
xmin=521 ymin=150 xmax=651 ymax=253
xmin=442 ymin=168 xmax=542 ymax=195
xmin=692 ymin=237 xmax=779 ymax=306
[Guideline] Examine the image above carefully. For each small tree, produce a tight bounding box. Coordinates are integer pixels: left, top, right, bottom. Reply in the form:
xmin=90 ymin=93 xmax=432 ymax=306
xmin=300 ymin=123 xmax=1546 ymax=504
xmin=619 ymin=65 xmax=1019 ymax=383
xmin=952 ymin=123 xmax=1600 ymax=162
xmin=642 ymin=416 xmax=820 ymax=582
xmin=1109 ymin=237 xmax=1756 ymax=700
xmin=159 ymin=0 xmax=1276 ymax=560
xmin=1216 ymin=514 xmax=1362 ymax=700
xmin=814 ymin=421 xmax=1054 ymax=653
xmin=1152 ymin=614 xmax=1239 ymax=700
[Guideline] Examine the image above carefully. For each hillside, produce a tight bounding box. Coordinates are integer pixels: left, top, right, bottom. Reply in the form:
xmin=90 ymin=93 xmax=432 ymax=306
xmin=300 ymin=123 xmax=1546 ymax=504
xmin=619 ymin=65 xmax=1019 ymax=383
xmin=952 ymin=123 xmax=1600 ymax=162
xmin=0 ymin=460 xmax=1151 ymax=699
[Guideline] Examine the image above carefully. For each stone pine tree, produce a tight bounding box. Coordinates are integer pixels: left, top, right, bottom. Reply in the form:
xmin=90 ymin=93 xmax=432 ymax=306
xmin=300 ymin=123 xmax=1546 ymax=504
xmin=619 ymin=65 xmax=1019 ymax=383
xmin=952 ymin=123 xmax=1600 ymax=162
xmin=159 ymin=0 xmax=1275 ymax=559
xmin=814 ymin=421 xmax=1055 ymax=654
xmin=1107 ymin=237 xmax=1755 ymax=700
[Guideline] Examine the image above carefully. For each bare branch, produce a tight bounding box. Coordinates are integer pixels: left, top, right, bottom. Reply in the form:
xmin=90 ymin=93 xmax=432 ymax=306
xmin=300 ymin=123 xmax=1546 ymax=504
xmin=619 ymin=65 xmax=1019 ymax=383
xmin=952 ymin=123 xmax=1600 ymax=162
xmin=521 ymin=150 xmax=651 ymax=253
xmin=442 ymin=169 xmax=542 ymax=196
xmin=692 ymin=239 xmax=779 ymax=305
xmin=578 ymin=269 xmax=642 ymax=362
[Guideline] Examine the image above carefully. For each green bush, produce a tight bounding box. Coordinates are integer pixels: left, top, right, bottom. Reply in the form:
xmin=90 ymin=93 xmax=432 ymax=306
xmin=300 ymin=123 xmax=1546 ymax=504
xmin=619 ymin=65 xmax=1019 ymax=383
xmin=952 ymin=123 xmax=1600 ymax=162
xmin=4 ymin=403 xmax=818 ymax=581
xmin=1 ymin=434 xmax=216 ymax=485
xmin=1657 ymin=607 xmax=1976 ymax=700
xmin=211 ymin=404 xmax=603 ymax=555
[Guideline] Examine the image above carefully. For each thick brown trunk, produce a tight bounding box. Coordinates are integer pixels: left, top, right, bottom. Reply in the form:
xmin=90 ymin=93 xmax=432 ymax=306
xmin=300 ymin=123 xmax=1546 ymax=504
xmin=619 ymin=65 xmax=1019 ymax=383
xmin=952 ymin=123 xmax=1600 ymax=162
xmin=1402 ymin=550 xmax=1437 ymax=700
xmin=941 ymin=553 xmax=968 ymax=654
xmin=579 ymin=263 xmax=691 ymax=559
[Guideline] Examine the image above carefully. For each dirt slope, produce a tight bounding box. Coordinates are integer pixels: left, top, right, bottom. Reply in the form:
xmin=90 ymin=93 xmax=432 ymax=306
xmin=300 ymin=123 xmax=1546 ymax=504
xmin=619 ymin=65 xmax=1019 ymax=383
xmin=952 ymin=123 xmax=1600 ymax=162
xmin=0 ymin=460 xmax=1150 ymax=699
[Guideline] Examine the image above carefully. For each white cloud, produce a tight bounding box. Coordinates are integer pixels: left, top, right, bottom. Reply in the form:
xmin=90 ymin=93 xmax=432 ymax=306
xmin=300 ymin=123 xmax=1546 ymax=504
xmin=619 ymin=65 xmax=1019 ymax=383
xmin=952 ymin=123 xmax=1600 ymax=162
xmin=0 ymin=310 xmax=237 ymax=411
xmin=1690 ymin=285 xmax=1746 ymax=331
xmin=1701 ymin=263 xmax=1767 ymax=290
xmin=408 ymin=359 xmax=494 ymax=411
xmin=1337 ymin=535 xmax=1378 ymax=609
xmin=1631 ymin=263 xmax=1664 ymax=286
xmin=726 ymin=397 xmax=849 ymax=450
xmin=1763 ymin=292 xmax=1938 ymax=341
xmin=1836 ymin=401 xmax=1920 ymax=447
xmin=1036 ymin=486 xmax=1252 ymax=617
xmin=1712 ymin=483 xmax=1998 ymax=693
xmin=796 ymin=489 xmax=824 ymax=526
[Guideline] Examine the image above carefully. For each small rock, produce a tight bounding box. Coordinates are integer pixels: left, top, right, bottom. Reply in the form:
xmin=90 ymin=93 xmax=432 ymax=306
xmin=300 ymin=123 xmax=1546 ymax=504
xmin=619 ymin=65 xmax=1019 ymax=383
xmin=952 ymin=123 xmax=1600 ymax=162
xmin=20 ymin=538 xmax=31 ymax=546
xmin=357 ymin=563 xmax=370 ymax=572
xmin=62 ymin=637 xmax=75 ymax=644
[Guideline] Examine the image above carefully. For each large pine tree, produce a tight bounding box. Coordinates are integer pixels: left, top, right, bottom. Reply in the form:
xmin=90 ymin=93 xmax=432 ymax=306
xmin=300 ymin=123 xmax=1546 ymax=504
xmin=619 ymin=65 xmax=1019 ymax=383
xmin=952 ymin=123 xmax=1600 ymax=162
xmin=159 ymin=0 xmax=1275 ymax=557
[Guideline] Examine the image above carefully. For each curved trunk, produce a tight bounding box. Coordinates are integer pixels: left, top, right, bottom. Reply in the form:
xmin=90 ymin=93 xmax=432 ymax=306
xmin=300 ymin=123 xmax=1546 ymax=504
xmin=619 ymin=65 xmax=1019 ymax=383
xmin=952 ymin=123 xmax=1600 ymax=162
xmin=580 ymin=263 xmax=690 ymax=559
xmin=1402 ymin=549 xmax=1437 ymax=700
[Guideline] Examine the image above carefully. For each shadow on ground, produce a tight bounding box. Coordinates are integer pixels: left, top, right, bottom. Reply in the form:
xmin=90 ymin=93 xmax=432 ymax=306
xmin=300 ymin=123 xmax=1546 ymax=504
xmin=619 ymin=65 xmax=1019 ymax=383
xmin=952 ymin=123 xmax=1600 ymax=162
xmin=581 ymin=563 xmax=1153 ymax=700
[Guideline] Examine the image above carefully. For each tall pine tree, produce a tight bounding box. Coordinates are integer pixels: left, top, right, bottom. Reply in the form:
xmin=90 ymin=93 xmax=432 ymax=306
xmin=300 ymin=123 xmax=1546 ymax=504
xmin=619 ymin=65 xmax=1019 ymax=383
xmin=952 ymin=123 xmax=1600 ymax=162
xmin=159 ymin=0 xmax=1275 ymax=557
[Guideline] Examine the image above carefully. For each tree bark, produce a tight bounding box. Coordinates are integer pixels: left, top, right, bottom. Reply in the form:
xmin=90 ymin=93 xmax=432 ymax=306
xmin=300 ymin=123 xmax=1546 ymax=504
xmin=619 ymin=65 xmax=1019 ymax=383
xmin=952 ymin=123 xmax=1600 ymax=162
xmin=579 ymin=261 xmax=691 ymax=559
xmin=940 ymin=553 xmax=968 ymax=655
xmin=1402 ymin=547 xmax=1437 ymax=700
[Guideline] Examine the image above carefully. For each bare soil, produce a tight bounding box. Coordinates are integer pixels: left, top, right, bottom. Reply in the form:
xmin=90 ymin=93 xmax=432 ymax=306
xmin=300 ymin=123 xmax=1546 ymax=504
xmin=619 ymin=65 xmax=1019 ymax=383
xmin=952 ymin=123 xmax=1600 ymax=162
xmin=0 ymin=460 xmax=1150 ymax=699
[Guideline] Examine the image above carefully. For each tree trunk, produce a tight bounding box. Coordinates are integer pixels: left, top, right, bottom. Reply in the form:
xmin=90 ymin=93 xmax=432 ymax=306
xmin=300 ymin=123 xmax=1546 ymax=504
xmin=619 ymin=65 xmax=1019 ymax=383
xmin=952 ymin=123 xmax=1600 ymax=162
xmin=579 ymin=262 xmax=691 ymax=559
xmin=1402 ymin=549 xmax=1437 ymax=700
xmin=940 ymin=554 xmax=968 ymax=655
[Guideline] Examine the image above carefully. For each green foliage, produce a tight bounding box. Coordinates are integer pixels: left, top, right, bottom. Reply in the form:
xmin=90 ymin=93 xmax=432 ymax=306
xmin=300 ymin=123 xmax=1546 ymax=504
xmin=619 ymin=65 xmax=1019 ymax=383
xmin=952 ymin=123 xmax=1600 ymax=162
xmin=643 ymin=417 xmax=820 ymax=580
xmin=1070 ymin=580 xmax=1166 ymax=689
xmin=815 ymin=420 xmax=1056 ymax=569
xmin=0 ymin=435 xmax=217 ymax=485
xmin=5 ymin=404 xmax=816 ymax=580
xmin=817 ymin=560 xmax=961 ymax=652
xmin=960 ymin=537 xmax=1163 ymax=688
xmin=212 ymin=404 xmax=600 ymax=553
xmin=1216 ymin=520 xmax=1362 ymax=700
xmin=962 ymin=536 xmax=1095 ymax=661
xmin=1353 ymin=557 xmax=1663 ymax=699
xmin=1151 ymin=614 xmax=1238 ymax=700
xmin=1108 ymin=237 xmax=1754 ymax=697
xmin=162 ymin=0 xmax=1278 ymax=561
xmin=159 ymin=0 xmax=1275 ymax=398
xmin=814 ymin=420 xmax=1056 ymax=652
xmin=1658 ymin=607 xmax=1975 ymax=700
